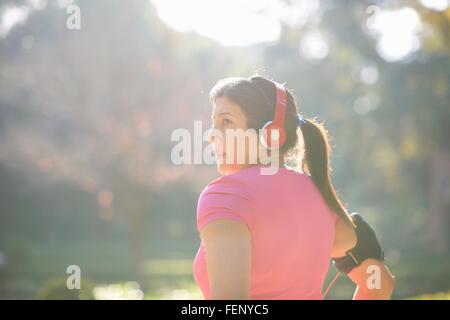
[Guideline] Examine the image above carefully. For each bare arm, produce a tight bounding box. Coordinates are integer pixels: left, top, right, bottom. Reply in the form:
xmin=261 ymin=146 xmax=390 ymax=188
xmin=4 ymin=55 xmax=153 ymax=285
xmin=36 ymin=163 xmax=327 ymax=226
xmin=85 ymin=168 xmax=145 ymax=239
xmin=348 ymin=258 xmax=395 ymax=300
xmin=200 ymin=219 xmax=252 ymax=300
xmin=332 ymin=216 xmax=396 ymax=300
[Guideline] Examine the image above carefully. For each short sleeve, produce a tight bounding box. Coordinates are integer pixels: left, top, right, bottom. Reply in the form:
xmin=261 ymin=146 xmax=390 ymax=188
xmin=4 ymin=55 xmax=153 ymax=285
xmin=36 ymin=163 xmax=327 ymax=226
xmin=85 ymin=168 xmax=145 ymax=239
xmin=196 ymin=176 xmax=253 ymax=232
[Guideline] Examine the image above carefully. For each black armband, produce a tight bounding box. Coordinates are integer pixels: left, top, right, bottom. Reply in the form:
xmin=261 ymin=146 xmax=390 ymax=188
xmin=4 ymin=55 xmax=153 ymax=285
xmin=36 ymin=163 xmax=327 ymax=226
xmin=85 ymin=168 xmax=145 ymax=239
xmin=332 ymin=213 xmax=385 ymax=274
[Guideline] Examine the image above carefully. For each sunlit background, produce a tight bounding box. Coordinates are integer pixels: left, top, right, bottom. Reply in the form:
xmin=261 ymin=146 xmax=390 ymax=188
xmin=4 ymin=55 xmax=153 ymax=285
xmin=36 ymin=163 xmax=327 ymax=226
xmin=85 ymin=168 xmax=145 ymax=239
xmin=0 ymin=0 xmax=449 ymax=299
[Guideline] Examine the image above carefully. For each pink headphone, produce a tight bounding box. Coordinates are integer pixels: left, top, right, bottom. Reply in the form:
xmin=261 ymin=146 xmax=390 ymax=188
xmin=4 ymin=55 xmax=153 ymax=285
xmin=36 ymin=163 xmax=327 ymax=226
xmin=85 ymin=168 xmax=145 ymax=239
xmin=259 ymin=82 xmax=288 ymax=150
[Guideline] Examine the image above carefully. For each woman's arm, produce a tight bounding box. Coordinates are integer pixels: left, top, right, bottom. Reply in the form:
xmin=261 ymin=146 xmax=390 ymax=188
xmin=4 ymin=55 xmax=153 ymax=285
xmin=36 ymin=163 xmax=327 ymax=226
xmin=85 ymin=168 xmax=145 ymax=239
xmin=332 ymin=216 xmax=396 ymax=300
xmin=348 ymin=258 xmax=395 ymax=300
xmin=200 ymin=219 xmax=252 ymax=300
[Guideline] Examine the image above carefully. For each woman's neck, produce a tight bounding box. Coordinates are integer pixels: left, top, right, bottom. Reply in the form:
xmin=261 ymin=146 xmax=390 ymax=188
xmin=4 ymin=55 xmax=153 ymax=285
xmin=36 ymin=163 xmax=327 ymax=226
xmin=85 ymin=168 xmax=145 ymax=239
xmin=255 ymin=157 xmax=286 ymax=169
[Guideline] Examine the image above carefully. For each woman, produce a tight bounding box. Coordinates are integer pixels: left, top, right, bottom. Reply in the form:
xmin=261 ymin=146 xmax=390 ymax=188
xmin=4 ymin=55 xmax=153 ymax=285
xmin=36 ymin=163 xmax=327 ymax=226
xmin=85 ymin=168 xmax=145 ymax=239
xmin=193 ymin=75 xmax=395 ymax=300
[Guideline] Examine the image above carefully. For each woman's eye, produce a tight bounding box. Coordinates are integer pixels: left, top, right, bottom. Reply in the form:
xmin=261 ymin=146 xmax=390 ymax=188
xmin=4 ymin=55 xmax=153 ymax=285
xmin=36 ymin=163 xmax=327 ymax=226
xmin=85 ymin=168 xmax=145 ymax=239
xmin=211 ymin=118 xmax=232 ymax=128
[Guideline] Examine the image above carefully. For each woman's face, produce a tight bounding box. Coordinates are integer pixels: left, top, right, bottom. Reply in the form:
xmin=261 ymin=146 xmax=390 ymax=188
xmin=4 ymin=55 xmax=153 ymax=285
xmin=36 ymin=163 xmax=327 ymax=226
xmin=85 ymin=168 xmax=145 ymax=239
xmin=208 ymin=96 xmax=260 ymax=175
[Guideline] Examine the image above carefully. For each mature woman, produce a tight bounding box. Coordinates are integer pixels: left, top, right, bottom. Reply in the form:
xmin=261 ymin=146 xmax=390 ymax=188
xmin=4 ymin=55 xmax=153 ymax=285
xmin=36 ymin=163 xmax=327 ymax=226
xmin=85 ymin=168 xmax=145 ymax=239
xmin=193 ymin=75 xmax=395 ymax=300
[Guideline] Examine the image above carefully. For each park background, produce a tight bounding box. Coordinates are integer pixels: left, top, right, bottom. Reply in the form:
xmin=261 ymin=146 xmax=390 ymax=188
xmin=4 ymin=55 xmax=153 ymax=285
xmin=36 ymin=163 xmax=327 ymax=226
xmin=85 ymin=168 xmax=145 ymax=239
xmin=0 ymin=0 xmax=449 ymax=299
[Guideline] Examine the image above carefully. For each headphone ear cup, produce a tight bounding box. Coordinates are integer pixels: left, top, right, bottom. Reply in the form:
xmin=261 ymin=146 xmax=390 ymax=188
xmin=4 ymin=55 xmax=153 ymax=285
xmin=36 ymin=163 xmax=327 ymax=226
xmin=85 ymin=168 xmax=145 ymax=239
xmin=260 ymin=121 xmax=287 ymax=149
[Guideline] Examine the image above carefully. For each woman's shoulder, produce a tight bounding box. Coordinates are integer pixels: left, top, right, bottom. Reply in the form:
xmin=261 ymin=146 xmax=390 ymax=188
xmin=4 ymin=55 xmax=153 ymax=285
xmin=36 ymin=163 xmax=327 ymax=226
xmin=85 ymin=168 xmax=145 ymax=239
xmin=196 ymin=171 xmax=255 ymax=231
xmin=200 ymin=171 xmax=252 ymax=198
xmin=202 ymin=164 xmax=265 ymax=190
xmin=200 ymin=165 xmax=308 ymax=196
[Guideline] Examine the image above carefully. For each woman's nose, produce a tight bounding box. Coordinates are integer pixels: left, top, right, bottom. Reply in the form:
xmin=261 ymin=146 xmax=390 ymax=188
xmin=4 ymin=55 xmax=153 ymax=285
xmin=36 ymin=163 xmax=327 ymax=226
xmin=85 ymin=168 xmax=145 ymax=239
xmin=207 ymin=127 xmax=222 ymax=144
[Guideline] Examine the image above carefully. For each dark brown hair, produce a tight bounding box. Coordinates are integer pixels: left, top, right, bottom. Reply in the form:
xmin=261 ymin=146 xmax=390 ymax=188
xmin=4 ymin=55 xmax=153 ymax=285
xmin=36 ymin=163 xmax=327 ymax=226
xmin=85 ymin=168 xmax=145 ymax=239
xmin=209 ymin=75 xmax=353 ymax=225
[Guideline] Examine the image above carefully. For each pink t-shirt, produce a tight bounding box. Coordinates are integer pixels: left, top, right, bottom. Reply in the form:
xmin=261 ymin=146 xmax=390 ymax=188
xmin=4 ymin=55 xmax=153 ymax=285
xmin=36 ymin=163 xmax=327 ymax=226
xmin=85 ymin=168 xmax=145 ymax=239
xmin=193 ymin=164 xmax=338 ymax=300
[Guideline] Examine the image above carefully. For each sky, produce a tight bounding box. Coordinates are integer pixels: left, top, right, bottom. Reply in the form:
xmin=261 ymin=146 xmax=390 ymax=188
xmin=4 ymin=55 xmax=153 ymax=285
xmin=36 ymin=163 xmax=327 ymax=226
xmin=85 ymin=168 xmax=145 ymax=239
xmin=149 ymin=0 xmax=449 ymax=62
xmin=150 ymin=0 xmax=319 ymax=47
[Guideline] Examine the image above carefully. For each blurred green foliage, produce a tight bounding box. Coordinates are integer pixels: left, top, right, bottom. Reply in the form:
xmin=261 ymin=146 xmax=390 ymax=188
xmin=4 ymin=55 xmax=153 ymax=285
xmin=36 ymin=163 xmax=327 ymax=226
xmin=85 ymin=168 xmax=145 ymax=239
xmin=36 ymin=276 xmax=95 ymax=300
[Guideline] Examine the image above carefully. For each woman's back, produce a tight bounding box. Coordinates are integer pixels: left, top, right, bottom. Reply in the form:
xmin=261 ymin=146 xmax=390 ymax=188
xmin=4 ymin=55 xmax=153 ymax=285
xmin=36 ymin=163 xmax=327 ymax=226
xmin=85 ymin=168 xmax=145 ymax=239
xmin=193 ymin=164 xmax=337 ymax=299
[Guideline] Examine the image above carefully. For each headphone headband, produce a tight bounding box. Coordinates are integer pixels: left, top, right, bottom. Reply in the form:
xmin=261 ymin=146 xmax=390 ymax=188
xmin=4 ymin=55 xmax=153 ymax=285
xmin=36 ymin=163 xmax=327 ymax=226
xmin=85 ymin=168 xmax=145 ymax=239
xmin=258 ymin=80 xmax=288 ymax=150
xmin=272 ymin=82 xmax=287 ymax=128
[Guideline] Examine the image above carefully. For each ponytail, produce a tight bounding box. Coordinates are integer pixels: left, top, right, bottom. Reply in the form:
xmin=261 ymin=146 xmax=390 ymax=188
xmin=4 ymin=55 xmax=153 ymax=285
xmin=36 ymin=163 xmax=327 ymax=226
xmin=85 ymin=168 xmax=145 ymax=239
xmin=300 ymin=118 xmax=354 ymax=226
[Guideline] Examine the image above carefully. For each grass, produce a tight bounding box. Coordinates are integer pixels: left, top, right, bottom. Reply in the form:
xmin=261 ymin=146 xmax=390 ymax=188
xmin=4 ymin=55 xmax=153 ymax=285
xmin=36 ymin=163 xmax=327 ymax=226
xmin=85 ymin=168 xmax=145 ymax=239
xmin=408 ymin=291 xmax=450 ymax=300
xmin=3 ymin=240 xmax=449 ymax=300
